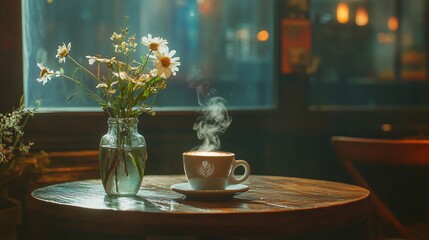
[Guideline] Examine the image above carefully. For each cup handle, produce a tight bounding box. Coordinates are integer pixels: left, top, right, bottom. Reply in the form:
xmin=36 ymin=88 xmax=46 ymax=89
xmin=228 ymin=159 xmax=250 ymax=185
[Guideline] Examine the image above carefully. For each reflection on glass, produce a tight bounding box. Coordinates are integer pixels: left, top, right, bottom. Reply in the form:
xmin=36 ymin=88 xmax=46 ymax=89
xmin=22 ymin=0 xmax=275 ymax=111
xmin=309 ymin=0 xmax=428 ymax=108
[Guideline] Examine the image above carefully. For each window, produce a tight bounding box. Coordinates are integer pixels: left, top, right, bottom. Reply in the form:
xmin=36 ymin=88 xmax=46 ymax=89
xmin=23 ymin=0 xmax=276 ymax=111
xmin=308 ymin=0 xmax=428 ymax=109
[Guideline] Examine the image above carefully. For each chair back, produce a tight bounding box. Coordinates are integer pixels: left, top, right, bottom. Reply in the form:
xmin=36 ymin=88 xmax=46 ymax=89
xmin=332 ymin=136 xmax=429 ymax=166
xmin=331 ymin=136 xmax=429 ymax=239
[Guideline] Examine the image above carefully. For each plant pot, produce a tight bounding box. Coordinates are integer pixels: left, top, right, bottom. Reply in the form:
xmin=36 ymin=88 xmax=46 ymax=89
xmin=0 ymin=197 xmax=22 ymax=240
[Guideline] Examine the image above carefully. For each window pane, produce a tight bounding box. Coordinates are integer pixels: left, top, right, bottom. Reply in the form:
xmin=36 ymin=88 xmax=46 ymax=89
xmin=23 ymin=0 xmax=275 ymax=111
xmin=308 ymin=0 xmax=428 ymax=109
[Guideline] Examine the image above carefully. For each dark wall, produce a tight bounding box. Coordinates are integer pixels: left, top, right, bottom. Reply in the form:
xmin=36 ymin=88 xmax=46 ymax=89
xmin=0 ymin=0 xmax=23 ymax=111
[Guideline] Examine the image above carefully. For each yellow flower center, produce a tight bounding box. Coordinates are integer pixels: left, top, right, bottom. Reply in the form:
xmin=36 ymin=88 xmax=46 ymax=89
xmin=149 ymin=43 xmax=159 ymax=51
xmin=59 ymin=48 xmax=69 ymax=58
xmin=161 ymin=57 xmax=171 ymax=67
xmin=39 ymin=68 xmax=48 ymax=77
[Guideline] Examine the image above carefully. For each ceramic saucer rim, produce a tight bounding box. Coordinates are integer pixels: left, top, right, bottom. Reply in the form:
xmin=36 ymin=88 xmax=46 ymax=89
xmin=170 ymin=182 xmax=249 ymax=199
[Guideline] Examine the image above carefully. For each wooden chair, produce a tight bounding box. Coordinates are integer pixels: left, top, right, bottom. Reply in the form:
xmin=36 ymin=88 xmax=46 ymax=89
xmin=331 ymin=136 xmax=429 ymax=240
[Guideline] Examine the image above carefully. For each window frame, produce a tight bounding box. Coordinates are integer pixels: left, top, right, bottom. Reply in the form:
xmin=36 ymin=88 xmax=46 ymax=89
xmin=22 ymin=0 xmax=278 ymax=112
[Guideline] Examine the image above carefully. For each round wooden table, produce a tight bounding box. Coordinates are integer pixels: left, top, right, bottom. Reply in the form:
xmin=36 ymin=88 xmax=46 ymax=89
xmin=29 ymin=175 xmax=370 ymax=239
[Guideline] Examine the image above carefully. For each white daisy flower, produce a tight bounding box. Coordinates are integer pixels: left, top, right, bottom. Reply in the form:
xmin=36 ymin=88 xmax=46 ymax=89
xmin=128 ymin=35 xmax=138 ymax=49
xmin=135 ymin=73 xmax=151 ymax=86
xmin=149 ymin=69 xmax=158 ymax=77
xmin=97 ymin=81 xmax=118 ymax=95
xmin=56 ymin=42 xmax=71 ymax=63
xmin=141 ymin=34 xmax=168 ymax=52
xmin=113 ymin=71 xmax=132 ymax=81
xmin=96 ymin=83 xmax=108 ymax=88
xmin=113 ymin=44 xmax=120 ymax=53
xmin=110 ymin=32 xmax=123 ymax=41
xmin=153 ymin=48 xmax=181 ymax=78
xmin=110 ymin=81 xmax=119 ymax=87
xmin=114 ymin=41 xmax=134 ymax=54
xmin=36 ymin=63 xmax=60 ymax=85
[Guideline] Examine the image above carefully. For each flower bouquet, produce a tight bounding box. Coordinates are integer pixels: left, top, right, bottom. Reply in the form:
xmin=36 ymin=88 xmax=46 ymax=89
xmin=36 ymin=18 xmax=180 ymax=195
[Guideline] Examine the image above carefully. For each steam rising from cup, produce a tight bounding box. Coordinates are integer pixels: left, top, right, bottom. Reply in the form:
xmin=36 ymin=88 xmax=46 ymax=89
xmin=189 ymin=72 xmax=232 ymax=151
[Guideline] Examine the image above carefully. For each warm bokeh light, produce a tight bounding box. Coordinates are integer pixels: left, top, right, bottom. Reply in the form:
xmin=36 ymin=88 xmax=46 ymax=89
xmin=388 ymin=16 xmax=398 ymax=31
xmin=337 ymin=2 xmax=349 ymax=24
xmin=236 ymin=28 xmax=250 ymax=40
xmin=377 ymin=32 xmax=395 ymax=44
xmin=257 ymin=30 xmax=270 ymax=41
xmin=197 ymin=0 xmax=212 ymax=15
xmin=355 ymin=7 xmax=368 ymax=26
xmin=381 ymin=124 xmax=393 ymax=132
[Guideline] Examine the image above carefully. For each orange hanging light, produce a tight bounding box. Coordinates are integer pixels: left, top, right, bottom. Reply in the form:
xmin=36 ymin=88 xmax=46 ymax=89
xmin=355 ymin=7 xmax=368 ymax=26
xmin=257 ymin=30 xmax=269 ymax=42
xmin=337 ymin=2 xmax=349 ymax=24
xmin=388 ymin=16 xmax=398 ymax=31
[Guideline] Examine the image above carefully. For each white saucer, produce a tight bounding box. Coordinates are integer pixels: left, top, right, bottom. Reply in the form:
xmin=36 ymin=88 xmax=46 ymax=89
xmin=170 ymin=183 xmax=249 ymax=200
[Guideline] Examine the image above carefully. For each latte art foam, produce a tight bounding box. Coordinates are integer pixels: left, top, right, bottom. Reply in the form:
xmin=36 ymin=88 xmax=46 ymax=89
xmin=186 ymin=151 xmax=233 ymax=157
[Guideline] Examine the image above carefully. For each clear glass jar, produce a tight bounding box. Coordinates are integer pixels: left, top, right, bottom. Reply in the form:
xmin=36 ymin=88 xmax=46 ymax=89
xmin=99 ymin=117 xmax=147 ymax=196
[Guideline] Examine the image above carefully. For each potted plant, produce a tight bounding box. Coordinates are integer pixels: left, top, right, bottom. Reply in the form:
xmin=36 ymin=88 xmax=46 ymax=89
xmin=0 ymin=98 xmax=48 ymax=239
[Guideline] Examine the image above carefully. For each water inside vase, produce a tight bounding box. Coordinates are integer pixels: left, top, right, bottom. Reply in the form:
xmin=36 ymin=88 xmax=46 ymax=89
xmin=99 ymin=146 xmax=147 ymax=196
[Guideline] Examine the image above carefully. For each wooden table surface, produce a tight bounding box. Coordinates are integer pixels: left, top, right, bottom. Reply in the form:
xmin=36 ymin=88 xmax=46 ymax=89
xmin=29 ymin=175 xmax=370 ymax=239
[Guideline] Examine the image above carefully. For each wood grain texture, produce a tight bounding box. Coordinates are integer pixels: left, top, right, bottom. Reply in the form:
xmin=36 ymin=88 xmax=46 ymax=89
xmin=28 ymin=175 xmax=369 ymax=238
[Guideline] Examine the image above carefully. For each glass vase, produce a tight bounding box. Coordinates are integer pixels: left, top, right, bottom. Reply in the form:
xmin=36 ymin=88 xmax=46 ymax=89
xmin=99 ymin=117 xmax=147 ymax=196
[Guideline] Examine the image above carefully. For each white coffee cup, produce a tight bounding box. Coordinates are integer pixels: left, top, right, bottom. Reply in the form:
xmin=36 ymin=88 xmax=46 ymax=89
xmin=183 ymin=151 xmax=251 ymax=190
